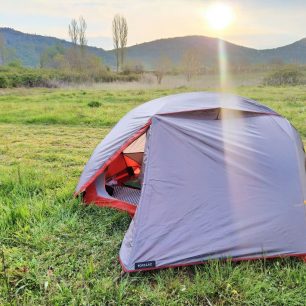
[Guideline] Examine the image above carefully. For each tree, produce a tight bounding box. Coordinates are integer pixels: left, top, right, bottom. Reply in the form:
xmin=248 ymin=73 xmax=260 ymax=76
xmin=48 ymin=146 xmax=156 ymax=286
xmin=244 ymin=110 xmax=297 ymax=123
xmin=112 ymin=14 xmax=128 ymax=72
xmin=68 ymin=19 xmax=79 ymax=45
xmin=67 ymin=16 xmax=88 ymax=70
xmin=112 ymin=15 xmax=120 ymax=72
xmin=78 ymin=16 xmax=87 ymax=50
xmin=119 ymin=16 xmax=128 ymax=68
xmin=154 ymin=56 xmax=172 ymax=84
xmin=181 ymin=50 xmax=201 ymax=81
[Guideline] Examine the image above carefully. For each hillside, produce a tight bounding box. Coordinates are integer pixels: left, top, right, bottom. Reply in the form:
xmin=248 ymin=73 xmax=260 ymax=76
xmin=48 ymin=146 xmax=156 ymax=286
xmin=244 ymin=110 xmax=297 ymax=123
xmin=0 ymin=27 xmax=115 ymax=67
xmin=1 ymin=27 xmax=306 ymax=69
xmin=261 ymin=38 xmax=306 ymax=63
xmin=119 ymin=36 xmax=306 ymax=68
xmin=118 ymin=35 xmax=263 ymax=68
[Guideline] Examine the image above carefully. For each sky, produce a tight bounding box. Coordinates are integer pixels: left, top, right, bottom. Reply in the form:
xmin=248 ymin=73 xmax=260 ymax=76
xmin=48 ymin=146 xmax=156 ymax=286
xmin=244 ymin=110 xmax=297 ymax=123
xmin=0 ymin=0 xmax=306 ymax=50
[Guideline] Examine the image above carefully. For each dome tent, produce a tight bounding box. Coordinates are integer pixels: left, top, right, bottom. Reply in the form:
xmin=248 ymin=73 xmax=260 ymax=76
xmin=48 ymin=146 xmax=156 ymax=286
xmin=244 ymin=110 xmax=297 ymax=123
xmin=76 ymin=92 xmax=306 ymax=272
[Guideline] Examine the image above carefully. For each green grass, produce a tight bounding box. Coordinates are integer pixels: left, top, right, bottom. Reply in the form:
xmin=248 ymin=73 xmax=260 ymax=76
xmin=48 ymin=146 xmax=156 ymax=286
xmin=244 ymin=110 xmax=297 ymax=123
xmin=0 ymin=86 xmax=305 ymax=305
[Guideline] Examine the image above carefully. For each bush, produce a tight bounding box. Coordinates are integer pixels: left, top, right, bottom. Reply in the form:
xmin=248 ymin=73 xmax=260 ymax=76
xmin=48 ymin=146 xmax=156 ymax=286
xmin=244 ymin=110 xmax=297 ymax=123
xmin=88 ymin=101 xmax=102 ymax=108
xmin=117 ymin=73 xmax=140 ymax=82
xmin=7 ymin=60 xmax=23 ymax=68
xmin=263 ymin=67 xmax=303 ymax=86
xmin=0 ymin=65 xmax=140 ymax=88
xmin=0 ymin=75 xmax=10 ymax=88
xmin=0 ymin=67 xmax=53 ymax=88
xmin=122 ymin=62 xmax=144 ymax=75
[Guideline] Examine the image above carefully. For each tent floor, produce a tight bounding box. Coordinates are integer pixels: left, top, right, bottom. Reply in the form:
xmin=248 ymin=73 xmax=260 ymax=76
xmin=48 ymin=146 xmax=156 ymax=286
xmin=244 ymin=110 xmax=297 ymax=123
xmin=112 ymin=185 xmax=141 ymax=206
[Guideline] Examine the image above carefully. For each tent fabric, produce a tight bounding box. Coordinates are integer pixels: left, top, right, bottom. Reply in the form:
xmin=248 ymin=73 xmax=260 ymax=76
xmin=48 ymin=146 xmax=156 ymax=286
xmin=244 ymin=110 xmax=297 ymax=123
xmin=119 ymin=113 xmax=306 ymax=271
xmin=75 ymin=92 xmax=278 ymax=194
xmin=123 ymin=132 xmax=146 ymax=154
xmin=123 ymin=133 xmax=146 ymax=164
xmin=76 ymin=91 xmax=306 ymax=272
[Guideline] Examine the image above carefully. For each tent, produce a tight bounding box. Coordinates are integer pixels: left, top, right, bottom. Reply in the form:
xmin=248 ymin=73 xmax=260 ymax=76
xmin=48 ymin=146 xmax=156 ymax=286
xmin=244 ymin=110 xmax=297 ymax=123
xmin=75 ymin=92 xmax=306 ymax=272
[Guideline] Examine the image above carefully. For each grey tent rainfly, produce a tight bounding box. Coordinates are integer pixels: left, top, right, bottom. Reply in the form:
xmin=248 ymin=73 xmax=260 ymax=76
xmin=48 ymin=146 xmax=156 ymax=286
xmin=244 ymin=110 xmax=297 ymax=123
xmin=75 ymin=92 xmax=306 ymax=272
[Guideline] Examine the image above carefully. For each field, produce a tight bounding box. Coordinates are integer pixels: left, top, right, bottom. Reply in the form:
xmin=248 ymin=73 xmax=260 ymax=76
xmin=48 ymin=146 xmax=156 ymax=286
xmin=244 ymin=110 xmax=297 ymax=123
xmin=0 ymin=85 xmax=305 ymax=305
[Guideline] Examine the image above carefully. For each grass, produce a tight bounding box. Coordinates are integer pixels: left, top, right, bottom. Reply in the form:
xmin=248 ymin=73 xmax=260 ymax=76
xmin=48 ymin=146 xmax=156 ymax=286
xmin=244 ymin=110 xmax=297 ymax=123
xmin=0 ymin=86 xmax=305 ymax=305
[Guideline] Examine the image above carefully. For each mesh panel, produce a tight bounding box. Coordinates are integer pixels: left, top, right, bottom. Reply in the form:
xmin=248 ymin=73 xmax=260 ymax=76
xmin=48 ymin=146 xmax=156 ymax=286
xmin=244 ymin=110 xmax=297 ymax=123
xmin=112 ymin=185 xmax=141 ymax=205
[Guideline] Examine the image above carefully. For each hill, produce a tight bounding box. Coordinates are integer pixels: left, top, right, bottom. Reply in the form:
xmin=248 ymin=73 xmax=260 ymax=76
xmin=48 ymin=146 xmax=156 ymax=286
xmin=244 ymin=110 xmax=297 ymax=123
xmin=1 ymin=27 xmax=306 ymax=69
xmin=261 ymin=38 xmax=306 ymax=63
xmin=119 ymin=35 xmax=263 ymax=68
xmin=0 ymin=27 xmax=115 ymax=67
xmin=119 ymin=36 xmax=306 ymax=68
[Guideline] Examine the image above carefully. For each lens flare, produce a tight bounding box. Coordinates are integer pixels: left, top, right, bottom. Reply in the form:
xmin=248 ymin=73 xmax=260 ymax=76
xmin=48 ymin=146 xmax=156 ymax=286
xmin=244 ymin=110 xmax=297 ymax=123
xmin=218 ymin=39 xmax=228 ymax=90
xmin=205 ymin=4 xmax=249 ymax=231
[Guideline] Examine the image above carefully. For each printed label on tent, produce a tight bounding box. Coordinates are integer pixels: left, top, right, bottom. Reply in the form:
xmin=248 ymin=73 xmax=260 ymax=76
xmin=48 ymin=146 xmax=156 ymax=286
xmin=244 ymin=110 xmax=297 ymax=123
xmin=135 ymin=261 xmax=156 ymax=269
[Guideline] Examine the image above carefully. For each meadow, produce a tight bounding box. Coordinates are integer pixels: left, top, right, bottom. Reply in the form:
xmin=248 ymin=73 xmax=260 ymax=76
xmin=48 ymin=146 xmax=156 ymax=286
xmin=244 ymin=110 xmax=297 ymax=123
xmin=0 ymin=85 xmax=305 ymax=305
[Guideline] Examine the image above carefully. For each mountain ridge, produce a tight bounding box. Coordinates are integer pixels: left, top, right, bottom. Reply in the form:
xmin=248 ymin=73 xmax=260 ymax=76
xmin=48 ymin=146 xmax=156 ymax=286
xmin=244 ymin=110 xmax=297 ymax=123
xmin=1 ymin=27 xmax=306 ymax=68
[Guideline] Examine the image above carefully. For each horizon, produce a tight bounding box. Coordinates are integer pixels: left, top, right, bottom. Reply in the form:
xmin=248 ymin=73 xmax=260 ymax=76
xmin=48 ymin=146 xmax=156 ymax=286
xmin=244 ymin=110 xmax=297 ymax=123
xmin=1 ymin=0 xmax=306 ymax=50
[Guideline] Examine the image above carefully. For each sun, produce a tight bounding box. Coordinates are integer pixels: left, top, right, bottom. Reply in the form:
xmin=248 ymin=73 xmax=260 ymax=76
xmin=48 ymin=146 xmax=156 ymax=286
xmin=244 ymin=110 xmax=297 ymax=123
xmin=205 ymin=3 xmax=234 ymax=30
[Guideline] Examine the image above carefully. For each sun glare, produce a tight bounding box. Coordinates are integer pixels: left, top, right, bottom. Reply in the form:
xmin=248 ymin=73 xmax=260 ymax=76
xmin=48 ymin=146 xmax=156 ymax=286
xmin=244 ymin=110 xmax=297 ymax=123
xmin=205 ymin=3 xmax=234 ymax=30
